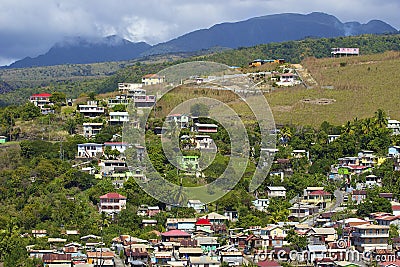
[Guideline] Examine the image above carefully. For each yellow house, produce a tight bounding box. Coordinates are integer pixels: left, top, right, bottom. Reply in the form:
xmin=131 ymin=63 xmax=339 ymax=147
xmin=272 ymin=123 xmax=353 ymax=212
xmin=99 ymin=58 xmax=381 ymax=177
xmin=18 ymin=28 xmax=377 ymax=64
xmin=302 ymin=189 xmax=332 ymax=207
xmin=142 ymin=74 xmax=165 ymax=86
xmin=260 ymin=225 xmax=285 ymax=238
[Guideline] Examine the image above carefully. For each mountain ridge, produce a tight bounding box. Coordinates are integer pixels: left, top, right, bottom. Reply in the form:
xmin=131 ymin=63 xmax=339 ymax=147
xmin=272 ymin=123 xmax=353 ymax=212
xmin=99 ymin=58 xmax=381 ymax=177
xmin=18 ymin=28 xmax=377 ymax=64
xmin=144 ymin=12 xmax=396 ymax=55
xmin=5 ymin=12 xmax=398 ymax=68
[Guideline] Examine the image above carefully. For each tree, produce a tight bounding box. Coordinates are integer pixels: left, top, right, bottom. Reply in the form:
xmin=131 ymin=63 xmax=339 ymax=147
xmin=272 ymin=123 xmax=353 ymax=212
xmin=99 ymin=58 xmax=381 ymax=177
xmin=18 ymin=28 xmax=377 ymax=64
xmin=88 ymin=92 xmax=97 ymax=100
xmin=389 ymin=224 xmax=399 ymax=245
xmin=95 ymin=125 xmax=121 ymax=143
xmin=278 ymin=126 xmax=292 ymax=145
xmin=236 ymin=213 xmax=263 ymax=229
xmin=357 ymin=193 xmax=392 ymax=217
xmin=267 ymin=198 xmax=291 ymax=223
xmin=285 ymin=229 xmax=308 ymax=250
xmin=104 ymin=146 xmax=121 ymax=159
xmin=49 ymin=92 xmax=66 ymax=105
xmin=112 ymin=104 xmax=127 ymax=112
xmin=64 ymin=117 xmax=77 ymax=134
xmin=20 ymin=102 xmax=41 ymax=121
xmin=374 ymin=109 xmax=388 ymax=128
xmin=62 ymin=169 xmax=97 ymax=190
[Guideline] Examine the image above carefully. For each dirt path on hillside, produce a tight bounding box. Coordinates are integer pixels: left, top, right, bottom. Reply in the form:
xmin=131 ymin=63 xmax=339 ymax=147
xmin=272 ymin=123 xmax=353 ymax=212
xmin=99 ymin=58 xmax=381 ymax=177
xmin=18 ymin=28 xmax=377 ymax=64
xmin=292 ymin=63 xmax=318 ymax=88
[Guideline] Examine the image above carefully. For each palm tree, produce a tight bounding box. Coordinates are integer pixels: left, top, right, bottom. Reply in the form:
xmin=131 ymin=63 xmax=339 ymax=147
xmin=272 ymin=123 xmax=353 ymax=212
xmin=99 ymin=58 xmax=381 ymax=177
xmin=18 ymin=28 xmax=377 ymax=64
xmin=171 ymin=184 xmax=188 ymax=207
xmin=342 ymin=121 xmax=356 ymax=135
xmin=374 ymin=109 xmax=388 ymax=128
xmin=278 ymin=126 xmax=292 ymax=145
xmin=361 ymin=118 xmax=374 ymax=134
xmin=268 ymin=209 xmax=290 ymax=224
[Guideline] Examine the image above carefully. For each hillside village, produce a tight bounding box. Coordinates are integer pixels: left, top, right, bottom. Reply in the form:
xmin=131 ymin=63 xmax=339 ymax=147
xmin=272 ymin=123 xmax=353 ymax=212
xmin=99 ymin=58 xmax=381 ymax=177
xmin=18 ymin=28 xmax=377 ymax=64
xmin=2 ymin=49 xmax=400 ymax=267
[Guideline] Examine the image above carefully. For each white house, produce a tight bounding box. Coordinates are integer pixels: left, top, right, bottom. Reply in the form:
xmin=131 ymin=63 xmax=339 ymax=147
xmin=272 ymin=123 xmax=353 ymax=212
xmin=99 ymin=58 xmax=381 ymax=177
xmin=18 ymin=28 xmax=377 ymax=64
xmin=291 ymin=149 xmax=310 ymax=160
xmin=166 ymin=114 xmax=190 ymax=129
xmin=276 ymin=73 xmax=301 ymax=87
xmin=77 ymin=143 xmax=103 ymax=158
xmin=29 ymin=93 xmax=52 ymax=110
xmin=289 ymin=203 xmax=318 ymax=220
xmin=188 ymin=200 xmax=205 ymax=213
xmin=166 ymin=218 xmax=197 ymax=232
xmin=109 ymin=112 xmax=129 ymax=125
xmin=252 ymin=198 xmax=269 ymax=212
xmin=134 ymin=95 xmax=156 ymax=108
xmin=104 ymin=142 xmax=129 ymax=154
xmin=388 ymin=146 xmax=400 ymax=157
xmin=107 ymin=95 xmax=130 ymax=107
xmin=189 ymin=256 xmax=220 ymax=267
xmin=194 ymin=135 xmax=215 ymax=150
xmin=78 ymin=101 xmax=105 ymax=118
xmin=200 ymin=212 xmax=229 ymax=225
xmin=388 ymin=119 xmax=400 ymax=135
xmin=376 ymin=215 xmax=400 ymax=227
xmin=365 ymin=174 xmax=382 ymax=188
xmin=142 ymin=74 xmax=164 ymax=86
xmin=98 ymin=159 xmax=127 ymax=174
xmin=118 ymin=82 xmax=143 ymax=94
xmin=267 ymin=186 xmax=287 ymax=198
xmin=328 ymin=135 xmax=340 ymax=143
xmin=83 ymin=122 xmax=103 ymax=138
xmin=351 ymin=224 xmax=389 ymax=252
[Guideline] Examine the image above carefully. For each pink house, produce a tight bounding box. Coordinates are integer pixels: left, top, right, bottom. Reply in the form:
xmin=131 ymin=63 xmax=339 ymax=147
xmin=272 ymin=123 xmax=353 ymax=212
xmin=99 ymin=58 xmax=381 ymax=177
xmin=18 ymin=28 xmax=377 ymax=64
xmin=99 ymin=192 xmax=127 ymax=214
xmin=147 ymin=206 xmax=161 ymax=217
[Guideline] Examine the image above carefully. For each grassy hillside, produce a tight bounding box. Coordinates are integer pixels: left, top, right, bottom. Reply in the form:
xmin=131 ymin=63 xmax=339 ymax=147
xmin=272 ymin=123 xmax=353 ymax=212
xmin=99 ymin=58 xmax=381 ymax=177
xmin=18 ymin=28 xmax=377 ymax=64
xmin=157 ymin=51 xmax=400 ymax=128
xmin=264 ymin=51 xmax=400 ymax=127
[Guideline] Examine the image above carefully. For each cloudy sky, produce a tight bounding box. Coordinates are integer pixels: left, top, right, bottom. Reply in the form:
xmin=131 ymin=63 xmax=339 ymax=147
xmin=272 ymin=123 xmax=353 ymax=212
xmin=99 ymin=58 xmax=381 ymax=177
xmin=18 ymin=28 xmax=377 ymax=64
xmin=1 ymin=0 xmax=399 ymax=66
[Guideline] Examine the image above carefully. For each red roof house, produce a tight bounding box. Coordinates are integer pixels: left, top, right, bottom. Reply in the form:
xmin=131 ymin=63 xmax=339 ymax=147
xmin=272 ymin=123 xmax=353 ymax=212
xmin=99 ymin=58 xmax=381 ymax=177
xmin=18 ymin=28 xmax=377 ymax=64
xmin=29 ymin=93 xmax=53 ymax=110
xmin=195 ymin=218 xmax=212 ymax=232
xmin=161 ymin=230 xmax=191 ymax=242
xmin=196 ymin=218 xmax=211 ymax=226
xmin=309 ymin=190 xmax=331 ymax=196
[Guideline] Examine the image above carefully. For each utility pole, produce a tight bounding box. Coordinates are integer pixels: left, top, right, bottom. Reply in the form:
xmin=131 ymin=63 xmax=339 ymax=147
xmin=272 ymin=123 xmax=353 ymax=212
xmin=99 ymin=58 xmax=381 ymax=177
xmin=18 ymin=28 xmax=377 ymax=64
xmin=48 ymin=116 xmax=51 ymax=141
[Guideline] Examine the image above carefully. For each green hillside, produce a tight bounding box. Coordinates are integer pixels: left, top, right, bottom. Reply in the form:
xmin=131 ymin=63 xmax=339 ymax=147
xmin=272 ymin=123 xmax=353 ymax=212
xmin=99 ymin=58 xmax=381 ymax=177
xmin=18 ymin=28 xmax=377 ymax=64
xmin=202 ymin=33 xmax=400 ymax=66
xmin=1 ymin=33 xmax=400 ymax=114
